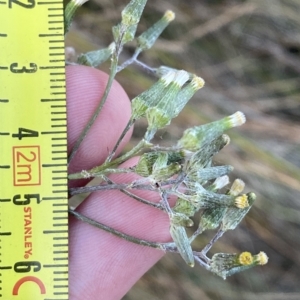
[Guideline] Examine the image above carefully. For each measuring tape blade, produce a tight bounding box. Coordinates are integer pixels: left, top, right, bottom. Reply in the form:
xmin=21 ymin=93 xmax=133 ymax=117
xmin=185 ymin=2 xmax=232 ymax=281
xmin=0 ymin=0 xmax=68 ymax=299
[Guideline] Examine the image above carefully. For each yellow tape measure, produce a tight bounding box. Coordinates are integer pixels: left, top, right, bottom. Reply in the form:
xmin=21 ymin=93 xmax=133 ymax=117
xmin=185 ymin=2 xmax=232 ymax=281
xmin=0 ymin=0 xmax=68 ymax=299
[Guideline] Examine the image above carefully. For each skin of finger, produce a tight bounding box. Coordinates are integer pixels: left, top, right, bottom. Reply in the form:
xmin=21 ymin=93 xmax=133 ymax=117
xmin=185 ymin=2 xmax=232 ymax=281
xmin=66 ymin=65 xmax=132 ymax=177
xmin=66 ymin=66 xmax=171 ymax=299
xmin=69 ymin=158 xmax=171 ymax=300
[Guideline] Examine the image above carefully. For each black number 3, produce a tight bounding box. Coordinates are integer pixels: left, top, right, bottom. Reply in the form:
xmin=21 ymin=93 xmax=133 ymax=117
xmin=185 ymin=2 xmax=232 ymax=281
xmin=10 ymin=63 xmax=37 ymax=73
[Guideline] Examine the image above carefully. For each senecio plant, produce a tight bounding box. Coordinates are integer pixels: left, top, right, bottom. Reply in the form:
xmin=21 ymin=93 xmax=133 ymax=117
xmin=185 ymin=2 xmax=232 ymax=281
xmin=65 ymin=0 xmax=268 ymax=280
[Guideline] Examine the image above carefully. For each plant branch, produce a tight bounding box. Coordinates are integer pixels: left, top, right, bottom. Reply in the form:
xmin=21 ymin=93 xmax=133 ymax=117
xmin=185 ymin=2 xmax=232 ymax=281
xmin=201 ymin=228 xmax=225 ymax=255
xmin=194 ymin=255 xmax=211 ymax=270
xmin=68 ymin=167 xmax=133 ymax=180
xmin=68 ymin=209 xmax=210 ymax=269
xmin=117 ymin=48 xmax=142 ymax=72
xmin=106 ymin=119 xmax=135 ymax=163
xmin=69 ymin=182 xmax=157 ymax=196
xmin=134 ymin=59 xmax=157 ymax=74
xmin=69 ymin=209 xmax=164 ymax=249
xmin=69 ymin=138 xmax=152 ymax=180
xmin=68 ymin=51 xmax=119 ymax=164
xmin=104 ymin=176 xmax=164 ymax=210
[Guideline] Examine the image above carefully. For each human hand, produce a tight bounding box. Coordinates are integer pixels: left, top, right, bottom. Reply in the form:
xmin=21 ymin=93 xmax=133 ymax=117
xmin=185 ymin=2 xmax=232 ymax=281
xmin=67 ymin=65 xmax=171 ymax=300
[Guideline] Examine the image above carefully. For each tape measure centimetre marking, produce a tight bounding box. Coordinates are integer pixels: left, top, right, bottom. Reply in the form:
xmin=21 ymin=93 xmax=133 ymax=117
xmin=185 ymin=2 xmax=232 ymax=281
xmin=0 ymin=0 xmax=68 ymax=299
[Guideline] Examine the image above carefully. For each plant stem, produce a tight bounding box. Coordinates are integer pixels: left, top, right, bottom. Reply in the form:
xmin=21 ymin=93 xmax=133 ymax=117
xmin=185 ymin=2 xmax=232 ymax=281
xmin=68 ymin=209 xmax=210 ymax=269
xmin=68 ymin=167 xmax=133 ymax=180
xmin=144 ymin=128 xmax=157 ymax=142
xmin=134 ymin=59 xmax=157 ymax=74
xmin=68 ymin=139 xmax=152 ymax=180
xmin=194 ymin=256 xmax=211 ymax=270
xmin=117 ymin=48 xmax=142 ymax=72
xmin=201 ymin=228 xmax=225 ymax=255
xmin=106 ymin=119 xmax=135 ymax=163
xmin=104 ymin=138 xmax=151 ymax=167
xmin=189 ymin=227 xmax=203 ymax=243
xmin=150 ymin=144 xmax=179 ymax=151
xmin=69 ymin=175 xmax=185 ymax=196
xmin=104 ymin=176 xmax=164 ymax=210
xmin=121 ymin=189 xmax=164 ymax=209
xmin=160 ymin=189 xmax=173 ymax=215
xmin=69 ymin=182 xmax=156 ymax=196
xmin=69 ymin=209 xmax=164 ymax=249
xmin=68 ymin=52 xmax=119 ymax=165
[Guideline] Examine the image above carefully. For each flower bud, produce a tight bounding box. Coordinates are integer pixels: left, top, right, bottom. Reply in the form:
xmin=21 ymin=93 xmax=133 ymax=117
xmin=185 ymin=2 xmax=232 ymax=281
xmin=135 ymin=152 xmax=161 ymax=177
xmin=226 ymin=178 xmax=245 ymax=196
xmin=135 ymin=151 xmax=183 ymax=181
xmin=112 ymin=23 xmax=138 ymax=44
xmin=208 ymin=175 xmax=230 ymax=192
xmin=234 ymin=194 xmax=249 ymax=209
xmin=173 ymin=197 xmax=197 ymax=217
xmin=191 ymin=183 xmax=249 ymax=209
xmin=254 ymin=251 xmax=269 ymax=265
xmin=113 ymin=0 xmax=147 ymax=45
xmin=77 ymin=43 xmax=115 ymax=67
xmin=188 ymin=165 xmax=233 ymax=185
xmin=171 ymin=213 xmax=194 ymax=227
xmin=221 ymin=192 xmax=256 ymax=231
xmin=210 ymin=251 xmax=268 ymax=279
xmin=135 ymin=150 xmax=184 ymax=176
xmin=152 ymin=162 xmax=181 ymax=182
xmin=146 ymin=70 xmax=189 ymax=129
xmin=197 ymin=178 xmax=246 ymax=232
xmin=121 ymin=0 xmax=147 ymax=26
xmin=137 ymin=10 xmax=175 ymax=51
xmin=178 ymin=111 xmax=246 ymax=151
xmin=198 ymin=206 xmax=226 ymax=232
xmin=150 ymin=152 xmax=182 ymax=181
xmin=131 ymin=70 xmax=176 ymax=120
xmin=185 ymin=134 xmax=230 ymax=172
xmin=170 ymin=220 xmax=195 ymax=267
xmin=169 ymin=76 xmax=204 ymax=119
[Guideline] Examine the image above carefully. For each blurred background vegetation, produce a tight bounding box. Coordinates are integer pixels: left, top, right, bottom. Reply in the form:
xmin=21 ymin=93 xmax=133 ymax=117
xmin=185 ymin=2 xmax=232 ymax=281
xmin=66 ymin=0 xmax=300 ymax=299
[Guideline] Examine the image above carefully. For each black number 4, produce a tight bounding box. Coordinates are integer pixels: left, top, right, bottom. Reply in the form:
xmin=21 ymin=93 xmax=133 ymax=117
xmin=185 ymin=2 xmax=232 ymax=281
xmin=12 ymin=128 xmax=39 ymax=140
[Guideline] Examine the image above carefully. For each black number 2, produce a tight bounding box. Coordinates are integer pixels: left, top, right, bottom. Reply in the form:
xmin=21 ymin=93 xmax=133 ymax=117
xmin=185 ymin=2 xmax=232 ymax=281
xmin=9 ymin=0 xmax=35 ymax=9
